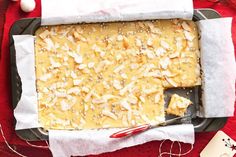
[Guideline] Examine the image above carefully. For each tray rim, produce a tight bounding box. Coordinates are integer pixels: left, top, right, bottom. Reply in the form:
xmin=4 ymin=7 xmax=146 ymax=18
xmin=9 ymin=8 xmax=227 ymax=141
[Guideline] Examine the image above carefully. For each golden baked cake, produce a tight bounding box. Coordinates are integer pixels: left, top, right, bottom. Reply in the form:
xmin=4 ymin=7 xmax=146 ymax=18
xmin=166 ymin=94 xmax=192 ymax=116
xmin=35 ymin=19 xmax=200 ymax=130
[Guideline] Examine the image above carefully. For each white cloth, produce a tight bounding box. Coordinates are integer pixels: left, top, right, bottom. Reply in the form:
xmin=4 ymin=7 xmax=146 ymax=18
xmin=49 ymin=124 xmax=195 ymax=157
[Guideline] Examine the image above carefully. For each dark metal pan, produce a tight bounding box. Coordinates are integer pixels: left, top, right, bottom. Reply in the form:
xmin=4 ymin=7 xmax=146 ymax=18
xmin=9 ymin=9 xmax=227 ymax=141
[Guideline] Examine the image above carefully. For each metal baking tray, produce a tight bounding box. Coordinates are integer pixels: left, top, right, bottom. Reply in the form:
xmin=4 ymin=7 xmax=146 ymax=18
xmin=9 ymin=9 xmax=227 ymax=141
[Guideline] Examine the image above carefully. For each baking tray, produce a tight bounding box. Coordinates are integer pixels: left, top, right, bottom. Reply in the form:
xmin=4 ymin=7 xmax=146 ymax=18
xmin=9 ymin=9 xmax=227 ymax=141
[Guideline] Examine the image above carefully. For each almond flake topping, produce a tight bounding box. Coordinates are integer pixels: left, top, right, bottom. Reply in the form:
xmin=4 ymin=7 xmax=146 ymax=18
xmin=169 ymin=52 xmax=179 ymax=59
xmin=39 ymin=30 xmax=50 ymax=39
xmin=113 ymin=80 xmax=123 ymax=90
xmin=160 ymin=40 xmax=170 ymax=49
xmin=114 ymin=64 xmax=125 ymax=73
xmin=44 ymin=38 xmax=54 ymax=51
xmin=39 ymin=73 xmax=52 ymax=82
xmin=121 ymin=73 xmax=128 ymax=79
xmin=160 ymin=57 xmax=170 ymax=69
xmin=88 ymin=62 xmax=95 ymax=68
xmin=102 ymin=109 xmax=118 ymax=120
xmin=155 ymin=94 xmax=160 ymax=103
xmin=117 ymin=35 xmax=123 ymax=41
xmin=165 ymin=76 xmax=178 ymax=87
xmin=70 ymin=71 xmax=77 ymax=79
xmin=139 ymin=95 xmax=145 ymax=103
xmin=67 ymin=88 xmax=79 ymax=95
xmin=135 ymin=38 xmax=142 ymax=47
xmin=120 ymin=99 xmax=131 ymax=110
xmin=68 ymin=51 xmax=83 ymax=64
xmin=60 ymin=100 xmax=71 ymax=111
xmin=184 ymin=31 xmax=195 ymax=41
xmin=155 ymin=47 xmax=166 ymax=56
xmin=147 ymin=38 xmax=153 ymax=46
xmin=78 ymin=64 xmax=87 ymax=70
xmin=181 ymin=21 xmax=191 ymax=32
xmin=73 ymin=79 xmax=82 ymax=86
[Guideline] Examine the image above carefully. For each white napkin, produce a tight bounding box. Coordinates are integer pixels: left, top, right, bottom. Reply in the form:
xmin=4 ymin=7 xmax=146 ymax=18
xmin=197 ymin=18 xmax=236 ymax=118
xmin=41 ymin=0 xmax=193 ymax=25
xmin=13 ymin=35 xmax=41 ymax=130
xmin=49 ymin=124 xmax=195 ymax=157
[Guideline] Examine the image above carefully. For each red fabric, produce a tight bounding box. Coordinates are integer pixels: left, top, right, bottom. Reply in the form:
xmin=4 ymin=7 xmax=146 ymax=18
xmin=0 ymin=0 xmax=235 ymax=156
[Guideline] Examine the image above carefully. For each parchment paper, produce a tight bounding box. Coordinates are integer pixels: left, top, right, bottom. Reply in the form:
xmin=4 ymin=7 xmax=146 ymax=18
xmin=197 ymin=18 xmax=236 ymax=117
xmin=13 ymin=35 xmax=41 ymax=130
xmin=41 ymin=0 xmax=193 ymax=25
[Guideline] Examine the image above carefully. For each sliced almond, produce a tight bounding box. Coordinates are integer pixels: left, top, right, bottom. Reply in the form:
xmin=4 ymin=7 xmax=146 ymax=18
xmin=113 ymin=80 xmax=123 ymax=90
xmin=115 ymin=54 xmax=122 ymax=61
xmin=143 ymin=87 xmax=158 ymax=95
xmin=102 ymin=110 xmax=118 ymax=120
xmin=39 ymin=30 xmax=50 ymax=39
xmin=119 ymin=81 xmax=135 ymax=96
xmin=39 ymin=73 xmax=52 ymax=82
xmin=155 ymin=47 xmax=166 ymax=57
xmin=44 ymin=38 xmax=54 ymax=51
xmin=78 ymin=64 xmax=87 ymax=70
xmin=60 ymin=100 xmax=71 ymax=111
xmin=141 ymin=115 xmax=151 ymax=123
xmin=92 ymin=98 xmax=106 ymax=104
xmin=113 ymin=64 xmax=125 ymax=73
xmin=88 ymin=62 xmax=95 ymax=68
xmin=184 ymin=31 xmax=195 ymax=41
xmin=181 ymin=21 xmax=191 ymax=32
xmin=68 ymin=51 xmax=83 ymax=64
xmin=146 ymin=50 xmax=155 ymax=59
xmin=67 ymin=87 xmax=80 ymax=95
xmin=70 ymin=71 xmax=77 ymax=79
xmin=139 ymin=95 xmax=146 ymax=103
xmin=147 ymin=38 xmax=153 ymax=46
xmin=49 ymin=58 xmax=61 ymax=68
xmin=121 ymin=73 xmax=128 ymax=79
xmin=81 ymin=87 xmax=89 ymax=93
xmin=154 ymin=94 xmax=160 ymax=103
xmin=122 ymin=115 xmax=129 ymax=126
xmin=143 ymin=70 xmax=162 ymax=78
xmin=120 ymin=99 xmax=131 ymax=110
xmin=117 ymin=35 xmax=123 ymax=41
xmin=84 ymin=89 xmax=94 ymax=102
xmin=160 ymin=40 xmax=170 ymax=49
xmin=160 ymin=57 xmax=170 ymax=70
xmin=165 ymin=76 xmax=178 ymax=87
xmin=169 ymin=52 xmax=179 ymax=59
xmin=162 ymin=70 xmax=177 ymax=78
xmin=130 ymin=63 xmax=139 ymax=70
xmin=127 ymin=94 xmax=138 ymax=105
xmin=102 ymin=81 xmax=110 ymax=89
xmin=135 ymin=38 xmax=142 ymax=47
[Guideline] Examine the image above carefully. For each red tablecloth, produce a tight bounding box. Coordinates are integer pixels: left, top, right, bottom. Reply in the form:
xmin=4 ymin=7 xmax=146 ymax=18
xmin=0 ymin=0 xmax=235 ymax=156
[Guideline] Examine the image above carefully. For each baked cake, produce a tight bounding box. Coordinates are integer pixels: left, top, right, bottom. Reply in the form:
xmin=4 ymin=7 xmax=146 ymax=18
xmin=35 ymin=19 xmax=200 ymax=130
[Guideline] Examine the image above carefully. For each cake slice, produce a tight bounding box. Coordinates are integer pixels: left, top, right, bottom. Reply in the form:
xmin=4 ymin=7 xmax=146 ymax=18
xmin=166 ymin=94 xmax=192 ymax=116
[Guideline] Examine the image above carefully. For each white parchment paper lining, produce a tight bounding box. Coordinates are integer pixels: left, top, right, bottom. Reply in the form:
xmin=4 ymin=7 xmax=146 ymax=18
xmin=13 ymin=35 xmax=41 ymax=130
xmin=197 ymin=18 xmax=236 ymax=117
xmin=12 ymin=0 xmax=235 ymax=156
xmin=41 ymin=0 xmax=193 ymax=25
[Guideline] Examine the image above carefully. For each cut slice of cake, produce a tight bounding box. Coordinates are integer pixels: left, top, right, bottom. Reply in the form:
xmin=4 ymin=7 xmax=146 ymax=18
xmin=166 ymin=94 xmax=192 ymax=116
